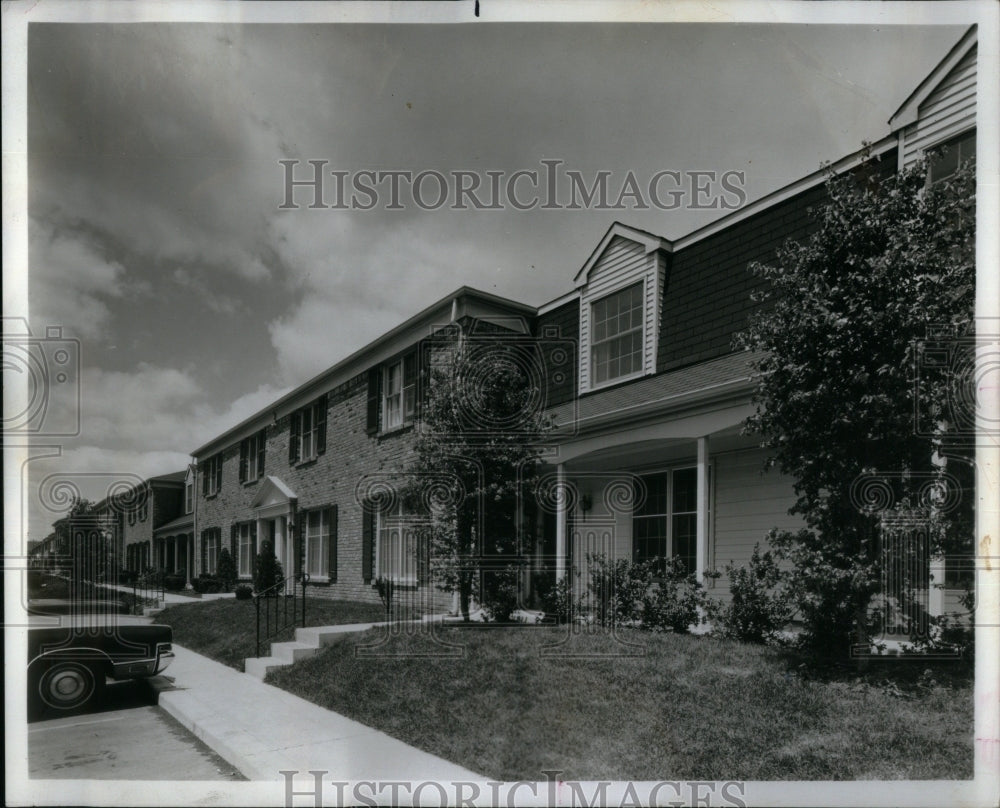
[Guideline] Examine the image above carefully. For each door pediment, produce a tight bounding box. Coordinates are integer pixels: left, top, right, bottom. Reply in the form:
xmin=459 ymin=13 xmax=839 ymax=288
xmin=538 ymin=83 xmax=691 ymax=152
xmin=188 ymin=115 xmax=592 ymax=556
xmin=251 ymin=476 xmax=297 ymax=511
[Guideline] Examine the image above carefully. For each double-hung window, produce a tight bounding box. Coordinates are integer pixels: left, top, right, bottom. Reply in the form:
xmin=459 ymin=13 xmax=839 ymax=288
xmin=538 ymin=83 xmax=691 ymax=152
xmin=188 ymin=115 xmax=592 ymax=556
xmin=289 ymin=395 xmax=327 ymax=464
xmin=240 ymin=429 xmax=266 ymax=483
xmin=202 ymin=454 xmax=223 ymax=497
xmin=632 ymin=467 xmax=706 ymax=575
xmin=236 ymin=522 xmax=256 ymax=578
xmin=381 ymin=353 xmax=418 ymax=431
xmin=376 ymin=503 xmax=422 ymax=584
xmin=591 ymin=282 xmax=644 ymax=386
xmin=202 ymin=528 xmax=219 ymax=574
xmin=303 ymin=507 xmax=338 ymax=580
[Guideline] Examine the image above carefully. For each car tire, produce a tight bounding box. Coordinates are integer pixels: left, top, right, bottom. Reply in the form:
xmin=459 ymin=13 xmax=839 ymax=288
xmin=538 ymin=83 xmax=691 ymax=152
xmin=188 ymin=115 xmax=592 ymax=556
xmin=30 ymin=660 xmax=104 ymax=717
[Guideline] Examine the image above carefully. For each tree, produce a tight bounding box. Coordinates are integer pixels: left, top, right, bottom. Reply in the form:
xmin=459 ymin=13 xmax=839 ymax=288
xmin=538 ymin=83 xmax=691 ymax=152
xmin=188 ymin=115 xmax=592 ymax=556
xmin=56 ymin=497 xmax=115 ymax=587
xmin=735 ymin=147 xmax=975 ymax=657
xmin=406 ymin=325 xmax=552 ymax=621
xmin=216 ymin=547 xmax=237 ymax=592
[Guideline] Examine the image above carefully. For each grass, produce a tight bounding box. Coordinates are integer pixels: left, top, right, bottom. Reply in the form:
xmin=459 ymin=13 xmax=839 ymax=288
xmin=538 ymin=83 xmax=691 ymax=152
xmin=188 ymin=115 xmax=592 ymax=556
xmin=264 ymin=626 xmax=973 ymax=781
xmin=152 ymin=597 xmax=389 ymax=670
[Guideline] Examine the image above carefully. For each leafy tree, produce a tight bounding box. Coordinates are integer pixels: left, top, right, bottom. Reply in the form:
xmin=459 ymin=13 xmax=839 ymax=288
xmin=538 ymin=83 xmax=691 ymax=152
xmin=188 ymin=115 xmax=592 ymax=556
xmin=736 ymin=147 xmax=975 ymax=657
xmin=56 ymin=497 xmax=114 ymax=587
xmin=216 ymin=547 xmax=237 ymax=592
xmin=406 ymin=326 xmax=552 ymax=621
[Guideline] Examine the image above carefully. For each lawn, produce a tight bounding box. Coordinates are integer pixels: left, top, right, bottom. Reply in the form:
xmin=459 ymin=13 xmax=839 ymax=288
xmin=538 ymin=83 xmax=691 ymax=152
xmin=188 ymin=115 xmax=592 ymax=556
xmin=152 ymin=597 xmax=388 ymax=670
xmin=265 ymin=625 xmax=973 ymax=781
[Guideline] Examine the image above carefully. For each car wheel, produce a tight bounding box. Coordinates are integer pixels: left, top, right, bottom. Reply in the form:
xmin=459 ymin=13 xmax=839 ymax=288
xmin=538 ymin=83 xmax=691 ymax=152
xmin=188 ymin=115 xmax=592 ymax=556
xmin=33 ymin=660 xmax=103 ymax=714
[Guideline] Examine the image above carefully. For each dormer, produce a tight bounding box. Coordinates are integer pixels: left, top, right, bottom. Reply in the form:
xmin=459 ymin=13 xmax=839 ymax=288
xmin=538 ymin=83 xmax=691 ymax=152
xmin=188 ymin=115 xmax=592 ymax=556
xmin=573 ymin=222 xmax=671 ymax=393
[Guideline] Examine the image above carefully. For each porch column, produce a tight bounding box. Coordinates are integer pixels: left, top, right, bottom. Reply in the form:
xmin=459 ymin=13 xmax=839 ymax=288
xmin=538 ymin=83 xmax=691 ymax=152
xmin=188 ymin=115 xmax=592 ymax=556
xmin=555 ymin=463 xmax=567 ymax=580
xmin=696 ymin=435 xmax=710 ymax=584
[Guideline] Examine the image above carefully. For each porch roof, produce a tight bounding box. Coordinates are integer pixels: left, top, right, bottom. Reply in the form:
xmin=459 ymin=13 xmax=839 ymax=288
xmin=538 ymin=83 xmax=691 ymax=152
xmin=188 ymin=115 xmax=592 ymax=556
xmin=154 ymin=512 xmax=194 ymax=537
xmin=548 ymin=351 xmax=757 ymax=434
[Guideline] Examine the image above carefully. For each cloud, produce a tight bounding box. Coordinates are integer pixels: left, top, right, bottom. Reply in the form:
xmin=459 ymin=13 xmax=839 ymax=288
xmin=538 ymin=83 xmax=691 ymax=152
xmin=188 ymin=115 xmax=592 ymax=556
xmin=28 ymin=219 xmax=133 ymax=340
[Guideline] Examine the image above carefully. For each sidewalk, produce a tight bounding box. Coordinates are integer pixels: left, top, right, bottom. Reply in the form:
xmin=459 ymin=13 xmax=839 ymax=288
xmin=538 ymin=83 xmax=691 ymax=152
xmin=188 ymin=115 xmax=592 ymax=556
xmin=157 ymin=644 xmax=482 ymax=782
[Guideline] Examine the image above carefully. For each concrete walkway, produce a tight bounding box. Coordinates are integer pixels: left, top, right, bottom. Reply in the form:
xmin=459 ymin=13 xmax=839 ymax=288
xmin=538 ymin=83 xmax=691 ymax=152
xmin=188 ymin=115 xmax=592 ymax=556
xmin=158 ymin=644 xmax=481 ymax=782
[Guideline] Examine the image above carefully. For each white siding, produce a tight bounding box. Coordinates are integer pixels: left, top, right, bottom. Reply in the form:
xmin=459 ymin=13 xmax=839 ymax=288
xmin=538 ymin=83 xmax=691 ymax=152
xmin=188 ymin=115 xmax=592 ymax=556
xmin=710 ymin=448 xmax=803 ymax=598
xmin=901 ymin=46 xmax=977 ymax=166
xmin=578 ymin=236 xmax=663 ymax=392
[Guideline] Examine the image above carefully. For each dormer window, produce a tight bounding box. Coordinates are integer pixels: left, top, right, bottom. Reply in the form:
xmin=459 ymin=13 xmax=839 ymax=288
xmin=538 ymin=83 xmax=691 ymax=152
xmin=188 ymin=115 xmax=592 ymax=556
xmin=591 ymin=282 xmax=644 ymax=385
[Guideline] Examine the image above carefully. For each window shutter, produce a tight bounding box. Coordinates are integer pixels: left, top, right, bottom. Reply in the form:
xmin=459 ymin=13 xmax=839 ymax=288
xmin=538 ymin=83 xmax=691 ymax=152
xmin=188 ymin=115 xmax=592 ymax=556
xmin=257 ymin=430 xmax=266 ymax=477
xmin=316 ymin=395 xmax=328 ymax=455
xmin=202 ymin=466 xmax=208 ymax=496
xmin=200 ymin=530 xmax=207 ymax=575
xmin=403 ymin=352 xmax=417 ymax=422
xmin=328 ymin=505 xmax=338 ymax=582
xmin=239 ymin=440 xmax=247 ymax=483
xmin=289 ymin=412 xmax=300 ymax=464
xmin=365 ymin=368 xmax=380 ymax=434
xmin=295 ymin=516 xmax=304 ymax=576
xmin=362 ymin=502 xmax=374 ymax=583
xmin=215 ymin=456 xmax=222 ymax=493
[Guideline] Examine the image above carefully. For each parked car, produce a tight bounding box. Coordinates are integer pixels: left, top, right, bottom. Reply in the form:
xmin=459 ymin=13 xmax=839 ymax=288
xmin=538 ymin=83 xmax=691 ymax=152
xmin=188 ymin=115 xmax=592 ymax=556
xmin=27 ymin=598 xmax=173 ymax=718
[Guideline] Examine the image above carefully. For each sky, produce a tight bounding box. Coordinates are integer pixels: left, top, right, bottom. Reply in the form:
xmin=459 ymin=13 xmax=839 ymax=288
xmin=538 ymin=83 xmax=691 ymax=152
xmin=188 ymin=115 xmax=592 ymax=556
xmin=20 ymin=18 xmax=968 ymax=539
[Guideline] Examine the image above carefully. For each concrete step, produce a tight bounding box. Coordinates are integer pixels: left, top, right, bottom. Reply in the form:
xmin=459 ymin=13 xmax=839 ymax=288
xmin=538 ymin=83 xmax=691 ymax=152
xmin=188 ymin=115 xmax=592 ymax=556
xmin=269 ymin=641 xmax=319 ymax=664
xmin=243 ymin=656 xmax=286 ymax=680
xmin=143 ymin=606 xmax=164 ymax=617
xmin=295 ymin=623 xmax=380 ymax=647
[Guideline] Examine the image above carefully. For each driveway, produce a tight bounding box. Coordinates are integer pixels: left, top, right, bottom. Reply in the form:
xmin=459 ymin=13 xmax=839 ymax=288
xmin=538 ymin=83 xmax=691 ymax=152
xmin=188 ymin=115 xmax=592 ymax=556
xmin=28 ymin=678 xmax=245 ymax=780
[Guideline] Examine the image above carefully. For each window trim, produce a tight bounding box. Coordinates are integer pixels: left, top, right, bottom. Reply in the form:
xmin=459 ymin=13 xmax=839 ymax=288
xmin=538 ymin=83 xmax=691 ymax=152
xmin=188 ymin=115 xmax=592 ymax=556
xmin=588 ymin=280 xmax=646 ymax=391
xmin=631 ymin=463 xmax=713 ymax=576
xmin=375 ymin=502 xmax=421 ymax=586
xmin=381 ymin=351 xmax=418 ymax=433
xmin=203 ymin=454 xmax=223 ymax=498
xmin=236 ymin=521 xmax=256 ymax=579
xmin=303 ymin=508 xmax=331 ymax=581
xmin=240 ymin=429 xmax=266 ymax=484
xmin=203 ymin=529 xmax=219 ymax=575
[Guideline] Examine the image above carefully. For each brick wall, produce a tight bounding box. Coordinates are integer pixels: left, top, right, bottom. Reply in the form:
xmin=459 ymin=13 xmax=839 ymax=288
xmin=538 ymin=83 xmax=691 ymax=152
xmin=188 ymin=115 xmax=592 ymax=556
xmin=196 ymin=370 xmax=452 ymax=611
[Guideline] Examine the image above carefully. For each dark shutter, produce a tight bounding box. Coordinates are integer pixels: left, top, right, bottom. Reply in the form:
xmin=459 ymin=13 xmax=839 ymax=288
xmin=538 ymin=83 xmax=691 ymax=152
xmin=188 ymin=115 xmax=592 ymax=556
xmin=289 ymin=411 xmax=301 ymax=464
xmin=215 ymin=455 xmax=222 ymax=493
xmin=328 ymin=505 xmax=338 ymax=582
xmin=316 ymin=395 xmax=328 ymax=455
xmin=295 ymin=515 xmax=304 ymax=576
xmin=362 ymin=502 xmax=374 ymax=583
xmin=257 ymin=430 xmax=266 ymax=477
xmin=202 ymin=466 xmax=208 ymax=496
xmin=365 ymin=368 xmax=381 ymax=434
xmin=230 ymin=523 xmax=238 ymax=568
xmin=239 ymin=440 xmax=247 ymax=483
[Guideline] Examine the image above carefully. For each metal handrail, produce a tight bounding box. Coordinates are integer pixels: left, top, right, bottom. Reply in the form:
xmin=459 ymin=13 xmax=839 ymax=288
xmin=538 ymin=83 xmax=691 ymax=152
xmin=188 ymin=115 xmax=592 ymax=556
xmin=253 ymin=572 xmax=310 ymax=659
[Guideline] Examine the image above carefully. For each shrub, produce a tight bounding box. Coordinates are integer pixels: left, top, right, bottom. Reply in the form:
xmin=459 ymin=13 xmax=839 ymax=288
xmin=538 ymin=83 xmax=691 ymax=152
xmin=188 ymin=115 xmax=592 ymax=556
xmin=715 ymin=544 xmax=794 ymax=643
xmin=642 ymin=557 xmax=709 ymax=634
xmin=480 ymin=564 xmax=522 ymax=622
xmin=585 ymin=553 xmax=653 ymax=627
xmin=163 ymin=572 xmax=186 ymax=591
xmin=253 ymin=540 xmax=285 ymax=594
xmin=216 ymin=548 xmax=237 ymax=592
xmin=234 ymin=583 xmax=253 ymax=600
xmin=538 ymin=569 xmax=579 ymax=624
xmin=192 ymin=574 xmax=222 ymax=594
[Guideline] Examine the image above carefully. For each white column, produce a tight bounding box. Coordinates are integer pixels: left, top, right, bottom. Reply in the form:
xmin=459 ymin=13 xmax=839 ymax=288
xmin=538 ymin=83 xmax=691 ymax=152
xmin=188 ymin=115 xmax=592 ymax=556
xmin=696 ymin=435 xmax=710 ymax=584
xmin=555 ymin=464 xmax=567 ymax=580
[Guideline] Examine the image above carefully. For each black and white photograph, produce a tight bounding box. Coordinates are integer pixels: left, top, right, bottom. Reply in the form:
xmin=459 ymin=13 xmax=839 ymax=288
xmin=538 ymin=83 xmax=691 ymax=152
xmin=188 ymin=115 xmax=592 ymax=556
xmin=4 ymin=1 xmax=998 ymax=806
